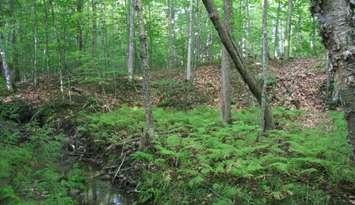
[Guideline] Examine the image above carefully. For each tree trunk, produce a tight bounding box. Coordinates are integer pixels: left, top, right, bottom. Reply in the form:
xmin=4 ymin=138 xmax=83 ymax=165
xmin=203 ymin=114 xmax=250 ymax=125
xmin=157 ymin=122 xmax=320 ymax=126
xmin=244 ymin=0 xmax=251 ymax=57
xmin=274 ymin=1 xmax=281 ymax=59
xmin=76 ymin=0 xmax=84 ymax=51
xmin=0 ymin=47 xmax=13 ymax=92
xmin=32 ymin=0 xmax=38 ymax=87
xmin=48 ymin=0 xmax=63 ymax=95
xmin=310 ymin=16 xmax=317 ymax=55
xmin=202 ymin=0 xmax=274 ymax=130
xmin=284 ymin=0 xmax=292 ymax=59
xmin=9 ymin=0 xmax=19 ymax=83
xmin=220 ymin=0 xmax=232 ymax=124
xmin=186 ymin=0 xmax=194 ymax=80
xmin=91 ymin=0 xmax=97 ymax=57
xmin=166 ymin=0 xmax=177 ymax=69
xmin=135 ymin=0 xmax=154 ymax=148
xmin=325 ymin=51 xmax=340 ymax=108
xmin=311 ymin=0 xmax=355 ymax=158
xmin=44 ymin=0 xmax=50 ymax=75
xmin=260 ymin=0 xmax=273 ymax=135
xmin=206 ymin=25 xmax=213 ymax=63
xmin=127 ymin=0 xmax=135 ymax=81
xmin=193 ymin=1 xmax=201 ymax=68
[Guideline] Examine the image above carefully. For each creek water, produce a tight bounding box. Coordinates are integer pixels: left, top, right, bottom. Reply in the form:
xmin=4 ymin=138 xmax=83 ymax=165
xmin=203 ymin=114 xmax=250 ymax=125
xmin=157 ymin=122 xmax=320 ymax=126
xmin=78 ymin=177 xmax=129 ymax=205
xmin=60 ymin=159 xmax=130 ymax=205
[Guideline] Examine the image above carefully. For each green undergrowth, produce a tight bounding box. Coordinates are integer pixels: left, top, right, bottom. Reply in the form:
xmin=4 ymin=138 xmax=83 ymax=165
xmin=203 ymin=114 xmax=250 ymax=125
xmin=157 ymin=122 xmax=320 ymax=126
xmin=0 ymin=102 xmax=86 ymax=205
xmin=80 ymin=106 xmax=354 ymax=205
xmin=0 ymin=79 xmax=9 ymax=96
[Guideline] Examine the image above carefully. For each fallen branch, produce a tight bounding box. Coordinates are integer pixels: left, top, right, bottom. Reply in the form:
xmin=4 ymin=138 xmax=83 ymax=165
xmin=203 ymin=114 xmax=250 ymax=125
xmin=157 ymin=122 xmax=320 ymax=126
xmin=112 ymin=153 xmax=127 ymax=183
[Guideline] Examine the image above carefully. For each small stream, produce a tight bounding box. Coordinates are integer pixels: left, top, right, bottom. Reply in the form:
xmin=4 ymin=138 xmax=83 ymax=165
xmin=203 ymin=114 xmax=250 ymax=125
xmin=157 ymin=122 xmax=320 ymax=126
xmin=60 ymin=159 xmax=131 ymax=205
xmin=78 ymin=178 xmax=129 ymax=205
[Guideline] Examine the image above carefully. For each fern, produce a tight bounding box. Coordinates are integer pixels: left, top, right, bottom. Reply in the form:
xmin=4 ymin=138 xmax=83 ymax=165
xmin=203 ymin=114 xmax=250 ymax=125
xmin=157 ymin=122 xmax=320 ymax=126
xmin=78 ymin=106 xmax=355 ymax=204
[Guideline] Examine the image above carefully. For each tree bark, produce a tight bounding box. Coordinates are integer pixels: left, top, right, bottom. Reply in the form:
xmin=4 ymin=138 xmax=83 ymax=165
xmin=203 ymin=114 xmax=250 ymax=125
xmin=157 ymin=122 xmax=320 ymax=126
xmin=9 ymin=0 xmax=19 ymax=82
xmin=135 ymin=0 xmax=154 ymax=148
xmin=245 ymin=0 xmax=253 ymax=56
xmin=220 ymin=0 xmax=232 ymax=124
xmin=0 ymin=47 xmax=13 ymax=92
xmin=260 ymin=0 xmax=273 ymax=135
xmin=274 ymin=1 xmax=281 ymax=59
xmin=0 ymin=1 xmax=13 ymax=90
xmin=284 ymin=0 xmax=292 ymax=59
xmin=311 ymin=0 xmax=355 ymax=158
xmin=127 ymin=0 xmax=135 ymax=81
xmin=91 ymin=0 xmax=97 ymax=57
xmin=202 ymin=0 xmax=274 ymax=130
xmin=310 ymin=16 xmax=317 ymax=55
xmin=44 ymin=0 xmax=50 ymax=75
xmin=166 ymin=0 xmax=177 ymax=69
xmin=32 ymin=0 xmax=38 ymax=87
xmin=186 ymin=0 xmax=194 ymax=80
xmin=76 ymin=0 xmax=84 ymax=51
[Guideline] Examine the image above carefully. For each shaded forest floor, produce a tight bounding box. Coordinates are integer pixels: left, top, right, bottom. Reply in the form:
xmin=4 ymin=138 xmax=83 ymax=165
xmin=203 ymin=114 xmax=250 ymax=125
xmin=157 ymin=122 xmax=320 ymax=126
xmin=3 ymin=58 xmax=327 ymax=120
xmin=1 ymin=58 xmax=354 ymax=204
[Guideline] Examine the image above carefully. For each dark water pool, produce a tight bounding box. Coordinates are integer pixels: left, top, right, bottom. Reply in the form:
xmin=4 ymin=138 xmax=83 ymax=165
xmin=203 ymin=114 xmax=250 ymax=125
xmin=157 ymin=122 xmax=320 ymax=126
xmin=78 ymin=178 xmax=129 ymax=205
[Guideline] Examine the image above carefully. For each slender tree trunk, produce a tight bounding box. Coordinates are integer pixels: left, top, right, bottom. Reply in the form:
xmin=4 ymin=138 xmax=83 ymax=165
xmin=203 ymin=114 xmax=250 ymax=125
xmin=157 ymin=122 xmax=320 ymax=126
xmin=9 ymin=0 xmax=19 ymax=83
xmin=284 ymin=0 xmax=292 ymax=59
xmin=239 ymin=0 xmax=246 ymax=56
xmin=206 ymin=23 xmax=213 ymax=63
xmin=220 ymin=0 xmax=232 ymax=124
xmin=311 ymin=0 xmax=355 ymax=158
xmin=202 ymin=0 xmax=274 ymax=130
xmin=193 ymin=1 xmax=200 ymax=68
xmin=274 ymin=1 xmax=281 ymax=59
xmin=310 ymin=16 xmax=316 ymax=55
xmin=44 ymin=0 xmax=50 ymax=75
xmin=186 ymin=0 xmax=194 ymax=80
xmin=166 ymin=0 xmax=176 ymax=69
xmin=76 ymin=0 xmax=84 ymax=51
xmin=245 ymin=0 xmax=252 ymax=56
xmin=127 ymin=0 xmax=135 ymax=81
xmin=91 ymin=0 xmax=97 ymax=57
xmin=135 ymin=0 xmax=154 ymax=148
xmin=148 ymin=2 xmax=154 ymax=65
xmin=0 ymin=44 xmax=13 ymax=91
xmin=260 ymin=0 xmax=273 ymax=135
xmin=32 ymin=0 xmax=38 ymax=87
xmin=49 ymin=0 xmax=64 ymax=96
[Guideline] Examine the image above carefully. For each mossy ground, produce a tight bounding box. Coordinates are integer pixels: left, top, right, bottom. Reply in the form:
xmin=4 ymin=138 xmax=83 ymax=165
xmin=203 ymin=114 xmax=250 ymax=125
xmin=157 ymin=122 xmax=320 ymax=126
xmin=79 ymin=106 xmax=355 ymax=205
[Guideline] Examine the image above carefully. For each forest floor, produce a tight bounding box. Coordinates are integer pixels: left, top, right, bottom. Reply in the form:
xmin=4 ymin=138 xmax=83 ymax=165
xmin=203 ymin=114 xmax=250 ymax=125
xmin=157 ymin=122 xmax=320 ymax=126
xmin=1 ymin=58 xmax=354 ymax=205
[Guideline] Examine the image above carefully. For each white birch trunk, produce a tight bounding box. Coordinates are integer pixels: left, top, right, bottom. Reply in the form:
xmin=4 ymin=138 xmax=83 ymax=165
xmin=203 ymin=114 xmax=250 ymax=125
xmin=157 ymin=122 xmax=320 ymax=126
xmin=0 ymin=49 xmax=13 ymax=91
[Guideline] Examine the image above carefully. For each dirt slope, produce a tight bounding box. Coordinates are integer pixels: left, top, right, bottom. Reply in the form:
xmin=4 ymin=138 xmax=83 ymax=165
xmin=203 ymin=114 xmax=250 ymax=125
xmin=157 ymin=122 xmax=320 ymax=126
xmin=0 ymin=58 xmax=328 ymax=127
